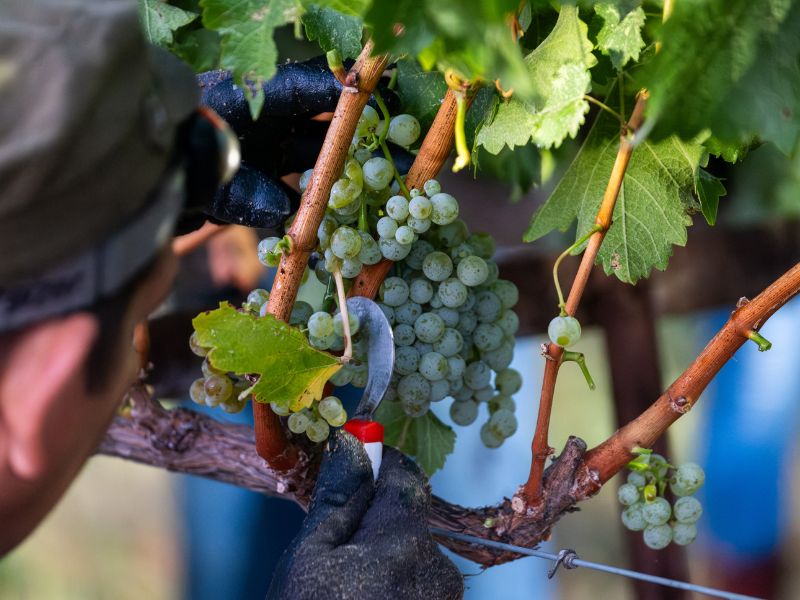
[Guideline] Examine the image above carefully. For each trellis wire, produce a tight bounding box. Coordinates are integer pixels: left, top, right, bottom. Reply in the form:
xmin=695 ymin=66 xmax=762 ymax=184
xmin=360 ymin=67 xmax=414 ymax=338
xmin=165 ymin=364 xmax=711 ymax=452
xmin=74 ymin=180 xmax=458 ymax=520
xmin=431 ymin=528 xmax=763 ymax=600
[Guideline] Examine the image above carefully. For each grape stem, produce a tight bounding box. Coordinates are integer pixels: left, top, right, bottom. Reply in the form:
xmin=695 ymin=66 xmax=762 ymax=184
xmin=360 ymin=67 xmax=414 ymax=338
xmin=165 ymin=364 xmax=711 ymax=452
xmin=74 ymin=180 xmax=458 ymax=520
xmin=332 ymin=267 xmax=353 ymax=363
xmin=452 ymin=91 xmax=470 ymax=172
xmin=523 ymin=91 xmax=649 ymax=506
xmin=561 ymin=351 xmax=595 ymax=390
xmin=552 ymin=225 xmax=603 ymax=315
xmin=373 ymin=88 xmax=411 ymax=198
xmin=745 ymin=329 xmax=772 ymax=351
xmin=583 ymin=95 xmax=626 ymax=128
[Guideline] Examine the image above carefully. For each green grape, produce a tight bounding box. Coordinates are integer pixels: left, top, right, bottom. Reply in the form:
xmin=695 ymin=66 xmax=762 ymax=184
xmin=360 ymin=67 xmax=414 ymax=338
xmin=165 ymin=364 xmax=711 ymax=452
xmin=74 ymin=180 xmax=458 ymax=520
xmin=484 ymin=260 xmax=500 ymax=285
xmin=453 ymin=383 xmax=474 ymax=402
xmin=674 ymin=463 xmax=705 ymax=493
xmin=401 ymin=397 xmax=431 ymax=418
xmin=324 ymin=248 xmax=342 ymax=273
xmin=488 ymin=394 xmax=515 ymax=413
xmin=480 ymin=423 xmax=504 ymax=449
xmin=456 ymin=256 xmax=488 ymax=287
xmin=430 ymin=193 xmax=459 ymax=225
xmin=363 ymin=157 xmax=393 ymax=191
xmin=467 ymin=232 xmax=496 ymax=260
xmin=481 ymin=343 xmax=514 ymax=372
xmin=333 ymin=311 xmax=360 ymax=337
xmin=395 ymin=225 xmax=415 ymax=245
xmin=257 ymin=237 xmax=281 ymax=267
xmin=244 ymin=289 xmax=269 ymax=312
xmin=318 ymin=216 xmax=337 ymax=249
xmin=308 ymin=311 xmax=335 ymax=338
xmin=356 ymin=105 xmax=379 ymax=137
xmin=459 ymin=290 xmax=476 ymax=313
xmin=358 ymin=232 xmax=382 ymax=265
xmin=306 ymin=418 xmax=331 ymax=443
xmin=329 ymin=365 xmax=353 ymax=387
xmin=329 ymin=178 xmax=357 ymax=209
xmin=434 ymin=307 xmax=459 ymax=328
xmin=488 ymin=408 xmax=517 ymax=437
xmin=423 ymin=179 xmax=441 ymax=196
xmin=419 ymin=351 xmax=448 ymax=381
xmin=642 ymin=497 xmax=672 ymax=526
xmin=414 ymin=312 xmax=446 ymax=344
xmin=398 ymin=372 xmax=432 ymax=406
xmin=669 ymin=481 xmax=692 ymax=497
xmin=429 ymin=294 xmax=444 ymax=309
xmin=491 ymin=280 xmax=519 ymax=309
xmin=435 ymin=219 xmax=468 ymax=248
xmin=618 ymin=483 xmax=641 ymax=506
xmin=456 ymin=311 xmax=478 ymax=335
xmin=387 ymin=114 xmax=421 ymax=146
xmin=438 ymin=278 xmax=468 ymax=308
xmin=379 ymin=237 xmax=412 ymax=261
xmin=422 ymin=251 xmax=453 ymax=282
xmin=189 ymin=378 xmax=206 ymax=405
xmin=496 ymin=310 xmax=519 ymax=337
xmin=628 ymin=471 xmax=647 ymax=487
xmin=309 ymin=331 xmax=337 ymax=350
xmin=395 ymin=345 xmax=421 ymax=376
xmin=643 ymin=524 xmax=672 ymax=550
xmin=450 ymin=399 xmax=478 ymax=426
xmin=299 ymin=168 xmax=313 ymax=191
xmin=377 ymin=216 xmax=398 ymax=239
xmin=409 ymin=195 xmax=432 ymax=219
xmin=673 ymin=496 xmax=703 ymax=524
xmin=474 ymin=290 xmax=502 ymax=323
xmin=464 ymin=360 xmax=491 ymax=390
xmin=189 ymin=332 xmax=209 ymax=357
xmin=671 ymin=522 xmax=697 ymax=546
xmin=318 ymin=396 xmax=344 ymax=422
xmin=472 ymin=385 xmax=495 ymax=403
xmin=649 ymin=453 xmax=670 ymax=479
xmin=290 ymin=301 xmax=314 ymax=326
xmin=407 ymin=217 xmax=431 ymax=234
xmin=204 ymin=374 xmax=233 ymax=406
xmin=414 ymin=340 xmax=432 ymax=355
xmin=395 ymin=301 xmax=423 ymax=325
xmin=221 ymin=396 xmax=247 ymax=414
xmin=350 ymin=364 xmax=368 ymax=388
xmin=393 ymin=323 xmax=416 ymax=346
xmin=473 ymin=322 xmax=504 ymax=352
xmin=449 ymin=378 xmax=464 ymax=395
xmin=547 ymin=315 xmax=581 ymax=348
xmin=446 ymin=356 xmax=466 ymax=380
xmin=386 ymin=195 xmax=409 ymax=221
xmin=405 ymin=240 xmax=435 ymax=270
xmin=380 ymin=277 xmax=410 ymax=307
xmin=331 ymin=226 xmax=362 ymax=259
xmin=409 ymin=279 xmax=434 ymax=304
xmin=377 ymin=302 xmax=395 ymax=325
xmin=270 ymin=402 xmax=290 ymax=416
xmin=621 ymin=503 xmax=647 ymax=531
xmin=340 ymin=257 xmax=362 ymax=278
xmin=495 ymin=368 xmax=522 ymax=395
xmin=327 ymin=410 xmax=347 ymax=428
xmin=429 ymin=379 xmax=450 ymax=402
xmin=433 ymin=328 xmax=464 ymax=357
xmin=449 ymin=242 xmax=474 ymax=264
xmin=328 ymin=335 xmax=345 ymax=352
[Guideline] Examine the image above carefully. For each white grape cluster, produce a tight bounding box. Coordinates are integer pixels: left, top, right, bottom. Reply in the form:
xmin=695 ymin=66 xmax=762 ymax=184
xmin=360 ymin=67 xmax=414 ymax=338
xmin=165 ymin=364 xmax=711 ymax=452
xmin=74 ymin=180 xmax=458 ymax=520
xmin=618 ymin=455 xmax=705 ymax=550
xmin=188 ymin=332 xmax=249 ymax=414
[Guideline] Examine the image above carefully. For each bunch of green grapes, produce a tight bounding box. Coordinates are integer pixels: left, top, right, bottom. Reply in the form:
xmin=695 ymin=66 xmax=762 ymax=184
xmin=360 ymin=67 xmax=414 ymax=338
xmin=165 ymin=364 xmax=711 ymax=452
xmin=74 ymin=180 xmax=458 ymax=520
xmin=618 ymin=452 xmax=706 ymax=549
xmin=188 ymin=332 xmax=249 ymax=414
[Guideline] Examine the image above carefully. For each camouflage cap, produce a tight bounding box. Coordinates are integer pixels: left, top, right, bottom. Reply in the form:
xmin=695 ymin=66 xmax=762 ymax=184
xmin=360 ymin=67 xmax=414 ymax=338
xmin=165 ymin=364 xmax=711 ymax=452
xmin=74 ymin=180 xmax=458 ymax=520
xmin=0 ymin=0 xmax=198 ymax=285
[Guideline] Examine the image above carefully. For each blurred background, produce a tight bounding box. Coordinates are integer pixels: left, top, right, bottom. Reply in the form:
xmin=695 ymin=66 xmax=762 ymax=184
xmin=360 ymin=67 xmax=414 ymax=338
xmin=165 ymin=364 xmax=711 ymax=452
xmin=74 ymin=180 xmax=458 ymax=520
xmin=2 ymin=24 xmax=799 ymax=600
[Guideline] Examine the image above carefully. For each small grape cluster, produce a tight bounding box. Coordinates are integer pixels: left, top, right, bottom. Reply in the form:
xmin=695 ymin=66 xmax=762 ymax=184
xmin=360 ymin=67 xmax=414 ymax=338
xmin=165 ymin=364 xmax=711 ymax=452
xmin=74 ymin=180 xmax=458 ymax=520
xmin=276 ymin=395 xmax=347 ymax=443
xmin=618 ymin=452 xmax=705 ymax=550
xmin=188 ymin=332 xmax=249 ymax=414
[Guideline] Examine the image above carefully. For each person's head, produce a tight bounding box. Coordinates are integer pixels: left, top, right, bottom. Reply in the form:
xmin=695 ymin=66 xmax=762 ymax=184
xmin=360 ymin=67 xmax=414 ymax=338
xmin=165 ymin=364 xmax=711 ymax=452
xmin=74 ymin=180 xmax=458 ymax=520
xmin=0 ymin=0 xmax=206 ymax=553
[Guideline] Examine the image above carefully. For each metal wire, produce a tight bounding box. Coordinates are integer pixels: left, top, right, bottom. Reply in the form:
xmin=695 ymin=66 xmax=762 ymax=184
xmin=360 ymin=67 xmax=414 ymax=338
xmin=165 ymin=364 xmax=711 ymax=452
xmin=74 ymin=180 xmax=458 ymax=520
xmin=431 ymin=528 xmax=764 ymax=600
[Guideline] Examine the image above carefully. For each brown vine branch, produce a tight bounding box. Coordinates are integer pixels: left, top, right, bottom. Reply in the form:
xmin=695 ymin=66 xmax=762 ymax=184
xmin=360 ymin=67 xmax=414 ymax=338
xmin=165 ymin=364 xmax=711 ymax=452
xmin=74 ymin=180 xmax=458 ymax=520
xmin=253 ymin=42 xmax=389 ymax=470
xmin=523 ymin=92 xmax=649 ymax=505
xmin=101 ymin=261 xmax=800 ymax=566
xmin=580 ymin=261 xmax=800 ymax=486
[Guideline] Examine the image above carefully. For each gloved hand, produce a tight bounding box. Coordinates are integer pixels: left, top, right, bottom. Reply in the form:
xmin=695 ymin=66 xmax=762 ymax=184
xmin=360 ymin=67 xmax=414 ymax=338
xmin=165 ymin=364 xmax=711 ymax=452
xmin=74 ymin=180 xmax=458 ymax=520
xmin=182 ymin=57 xmax=411 ymax=234
xmin=268 ymin=432 xmax=464 ymax=600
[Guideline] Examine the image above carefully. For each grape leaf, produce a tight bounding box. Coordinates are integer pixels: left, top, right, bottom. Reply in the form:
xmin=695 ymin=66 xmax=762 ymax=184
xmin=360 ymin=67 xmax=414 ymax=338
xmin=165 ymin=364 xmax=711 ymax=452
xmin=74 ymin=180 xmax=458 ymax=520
xmin=172 ymin=28 xmax=221 ymax=72
xmin=696 ymin=169 xmax=726 ymax=226
xmin=139 ymin=0 xmax=198 ymax=46
xmin=199 ymin=0 xmax=296 ymax=120
xmin=395 ymin=58 xmax=447 ymax=130
xmin=640 ymin=0 xmax=800 ymax=155
xmin=476 ymin=5 xmax=596 ymax=153
xmin=302 ymin=4 xmax=363 ymax=59
xmin=306 ymin=0 xmax=370 ymax=17
xmin=524 ymin=110 xmax=706 ymax=284
xmin=376 ymin=401 xmax=455 ymax=475
xmin=192 ymin=302 xmax=341 ymax=408
xmin=594 ymin=3 xmax=646 ymax=70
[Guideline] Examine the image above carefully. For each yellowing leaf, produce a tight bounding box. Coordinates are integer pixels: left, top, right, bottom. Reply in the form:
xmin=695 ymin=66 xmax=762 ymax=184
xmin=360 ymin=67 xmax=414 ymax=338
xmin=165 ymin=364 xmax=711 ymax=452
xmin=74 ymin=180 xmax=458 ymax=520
xmin=193 ymin=302 xmax=341 ymax=407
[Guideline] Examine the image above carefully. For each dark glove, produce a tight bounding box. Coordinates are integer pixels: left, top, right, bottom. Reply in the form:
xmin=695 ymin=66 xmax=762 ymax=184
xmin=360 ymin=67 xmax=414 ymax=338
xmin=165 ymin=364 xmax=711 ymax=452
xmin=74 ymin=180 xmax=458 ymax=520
xmin=268 ymin=432 xmax=464 ymax=600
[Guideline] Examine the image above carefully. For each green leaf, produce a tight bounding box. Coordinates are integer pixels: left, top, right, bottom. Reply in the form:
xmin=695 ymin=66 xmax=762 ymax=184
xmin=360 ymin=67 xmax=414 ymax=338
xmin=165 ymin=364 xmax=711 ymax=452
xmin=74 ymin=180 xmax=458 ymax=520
xmin=139 ymin=0 xmax=198 ymax=46
xmin=305 ymin=0 xmax=370 ymax=17
xmin=172 ymin=27 xmax=221 ymax=72
xmin=200 ymin=0 xmax=296 ymax=119
xmin=302 ymin=4 xmax=363 ymax=59
xmin=395 ymin=58 xmax=448 ymax=130
xmin=594 ymin=3 xmax=646 ymax=71
xmin=376 ymin=401 xmax=455 ymax=475
xmin=524 ymin=109 xmax=705 ymax=284
xmin=192 ymin=302 xmax=341 ymax=408
xmin=641 ymin=0 xmax=800 ymax=155
xmin=696 ymin=169 xmax=726 ymax=226
xmin=476 ymin=5 xmax=597 ymax=153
